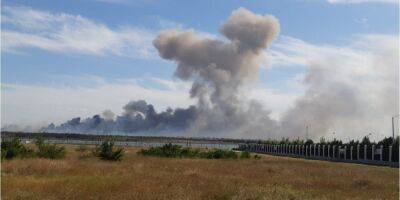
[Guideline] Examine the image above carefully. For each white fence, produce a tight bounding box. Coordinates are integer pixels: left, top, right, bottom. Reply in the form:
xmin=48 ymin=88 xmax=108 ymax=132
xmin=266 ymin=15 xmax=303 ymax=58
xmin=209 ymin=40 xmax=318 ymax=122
xmin=238 ymin=144 xmax=399 ymax=167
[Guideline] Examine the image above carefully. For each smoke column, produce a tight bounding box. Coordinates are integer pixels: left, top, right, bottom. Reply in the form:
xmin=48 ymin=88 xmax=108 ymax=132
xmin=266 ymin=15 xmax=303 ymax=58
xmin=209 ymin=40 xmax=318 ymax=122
xmin=45 ymin=8 xmax=280 ymax=138
xmin=44 ymin=8 xmax=398 ymax=140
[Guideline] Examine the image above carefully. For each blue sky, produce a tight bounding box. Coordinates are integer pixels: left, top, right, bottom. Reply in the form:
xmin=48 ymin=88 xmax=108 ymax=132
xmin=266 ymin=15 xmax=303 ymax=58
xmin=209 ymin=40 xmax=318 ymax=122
xmin=2 ymin=0 xmax=398 ymax=85
xmin=1 ymin=0 xmax=398 ymax=140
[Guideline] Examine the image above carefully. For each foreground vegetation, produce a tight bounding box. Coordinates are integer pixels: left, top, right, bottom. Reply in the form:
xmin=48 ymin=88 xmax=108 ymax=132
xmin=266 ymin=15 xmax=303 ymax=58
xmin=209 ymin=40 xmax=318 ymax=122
xmin=138 ymin=143 xmax=248 ymax=159
xmin=1 ymin=138 xmax=66 ymax=160
xmin=1 ymin=144 xmax=398 ymax=200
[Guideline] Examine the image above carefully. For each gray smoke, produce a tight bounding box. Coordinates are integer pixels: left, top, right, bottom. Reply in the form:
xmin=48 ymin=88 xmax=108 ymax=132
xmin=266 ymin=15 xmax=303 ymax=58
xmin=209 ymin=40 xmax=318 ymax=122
xmin=279 ymin=37 xmax=399 ymax=140
xmin=153 ymin=8 xmax=280 ymax=137
xmin=45 ymin=8 xmax=280 ymax=137
xmin=44 ymin=8 xmax=397 ymax=140
xmin=45 ymin=100 xmax=197 ymax=134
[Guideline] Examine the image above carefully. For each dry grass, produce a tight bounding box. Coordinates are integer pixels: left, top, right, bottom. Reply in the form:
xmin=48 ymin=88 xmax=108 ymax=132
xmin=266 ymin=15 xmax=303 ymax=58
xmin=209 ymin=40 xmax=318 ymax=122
xmin=1 ymin=145 xmax=399 ymax=200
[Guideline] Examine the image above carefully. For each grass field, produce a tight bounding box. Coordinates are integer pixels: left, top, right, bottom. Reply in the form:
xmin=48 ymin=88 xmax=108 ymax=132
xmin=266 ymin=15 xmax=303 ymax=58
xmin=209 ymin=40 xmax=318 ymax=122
xmin=1 ymin=145 xmax=399 ymax=200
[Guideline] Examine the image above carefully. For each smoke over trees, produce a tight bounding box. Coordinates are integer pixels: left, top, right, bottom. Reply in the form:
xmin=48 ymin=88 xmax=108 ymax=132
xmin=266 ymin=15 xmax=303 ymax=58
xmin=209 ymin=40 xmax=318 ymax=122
xmin=44 ymin=8 xmax=398 ymax=140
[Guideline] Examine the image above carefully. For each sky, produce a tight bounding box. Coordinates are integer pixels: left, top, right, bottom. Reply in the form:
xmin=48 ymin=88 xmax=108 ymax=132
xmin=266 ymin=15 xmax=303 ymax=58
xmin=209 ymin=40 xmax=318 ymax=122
xmin=1 ymin=0 xmax=399 ymax=140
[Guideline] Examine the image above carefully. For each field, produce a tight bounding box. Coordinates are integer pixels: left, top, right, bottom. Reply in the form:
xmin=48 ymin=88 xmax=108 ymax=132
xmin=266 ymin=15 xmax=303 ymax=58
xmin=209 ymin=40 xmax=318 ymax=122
xmin=1 ymin=145 xmax=399 ymax=200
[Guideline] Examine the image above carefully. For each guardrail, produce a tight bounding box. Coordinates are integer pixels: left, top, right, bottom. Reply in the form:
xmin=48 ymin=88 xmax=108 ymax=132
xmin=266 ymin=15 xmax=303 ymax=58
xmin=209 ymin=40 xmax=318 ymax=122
xmin=237 ymin=144 xmax=399 ymax=167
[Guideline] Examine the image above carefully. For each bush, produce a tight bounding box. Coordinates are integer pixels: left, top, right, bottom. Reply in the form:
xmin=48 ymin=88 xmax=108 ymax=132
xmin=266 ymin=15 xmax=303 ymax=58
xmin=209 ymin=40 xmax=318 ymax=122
xmin=94 ymin=141 xmax=124 ymax=161
xmin=240 ymin=151 xmax=250 ymax=159
xmin=35 ymin=138 xmax=66 ymax=159
xmin=254 ymin=155 xmax=262 ymax=160
xmin=1 ymin=138 xmax=35 ymax=160
xmin=200 ymin=149 xmax=238 ymax=159
xmin=138 ymin=144 xmax=241 ymax=159
xmin=138 ymin=143 xmax=199 ymax=158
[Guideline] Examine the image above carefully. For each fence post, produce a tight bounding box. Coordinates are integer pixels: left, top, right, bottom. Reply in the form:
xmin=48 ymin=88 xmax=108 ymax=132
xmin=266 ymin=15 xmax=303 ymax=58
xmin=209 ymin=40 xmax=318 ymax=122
xmin=297 ymin=144 xmax=301 ymax=156
xmin=389 ymin=146 xmax=392 ymax=163
xmin=333 ymin=145 xmax=336 ymax=159
xmin=380 ymin=145 xmax=383 ymax=161
xmin=320 ymin=145 xmax=322 ymax=157
xmin=312 ymin=145 xmax=315 ymax=157
xmin=293 ymin=145 xmax=295 ymax=155
xmin=372 ymin=145 xmax=375 ymax=161
xmin=286 ymin=145 xmax=288 ymax=154
xmin=328 ymin=145 xmax=330 ymax=158
xmin=357 ymin=145 xmax=360 ymax=160
xmin=364 ymin=145 xmax=367 ymax=160
xmin=350 ymin=146 xmax=353 ymax=160
xmin=306 ymin=145 xmax=308 ymax=157
xmin=286 ymin=144 xmax=289 ymax=154
xmin=315 ymin=145 xmax=318 ymax=157
xmin=323 ymin=145 xmax=325 ymax=157
xmin=344 ymin=146 xmax=347 ymax=160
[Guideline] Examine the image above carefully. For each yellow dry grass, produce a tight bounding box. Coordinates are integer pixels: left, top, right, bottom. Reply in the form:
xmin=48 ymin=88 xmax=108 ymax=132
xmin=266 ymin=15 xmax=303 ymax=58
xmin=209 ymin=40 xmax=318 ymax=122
xmin=1 ymin=145 xmax=399 ymax=200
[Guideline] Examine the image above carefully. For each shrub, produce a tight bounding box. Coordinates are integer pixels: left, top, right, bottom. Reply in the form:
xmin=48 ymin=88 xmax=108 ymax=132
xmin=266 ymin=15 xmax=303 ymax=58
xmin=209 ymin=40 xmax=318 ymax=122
xmin=35 ymin=138 xmax=66 ymax=159
xmin=240 ymin=151 xmax=250 ymax=159
xmin=200 ymin=149 xmax=238 ymax=159
xmin=94 ymin=141 xmax=124 ymax=161
xmin=138 ymin=144 xmax=242 ymax=159
xmin=254 ymin=155 xmax=262 ymax=160
xmin=1 ymin=138 xmax=35 ymax=160
xmin=138 ymin=143 xmax=199 ymax=158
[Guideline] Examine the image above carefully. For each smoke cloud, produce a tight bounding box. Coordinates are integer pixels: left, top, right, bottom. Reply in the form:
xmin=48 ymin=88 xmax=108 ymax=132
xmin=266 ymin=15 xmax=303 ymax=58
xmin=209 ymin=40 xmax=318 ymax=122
xmin=43 ymin=8 xmax=398 ymax=140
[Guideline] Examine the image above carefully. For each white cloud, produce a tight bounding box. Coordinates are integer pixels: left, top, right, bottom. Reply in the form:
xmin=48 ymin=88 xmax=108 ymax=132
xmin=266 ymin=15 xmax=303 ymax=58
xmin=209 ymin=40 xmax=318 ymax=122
xmin=1 ymin=6 xmax=157 ymax=58
xmin=326 ymin=0 xmax=398 ymax=4
xmin=1 ymin=77 xmax=194 ymax=129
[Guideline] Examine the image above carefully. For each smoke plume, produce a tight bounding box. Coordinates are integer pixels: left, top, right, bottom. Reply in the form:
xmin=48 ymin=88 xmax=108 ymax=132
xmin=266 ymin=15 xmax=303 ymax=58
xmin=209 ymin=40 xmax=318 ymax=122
xmin=44 ymin=8 xmax=398 ymax=140
xmin=45 ymin=8 xmax=281 ymax=137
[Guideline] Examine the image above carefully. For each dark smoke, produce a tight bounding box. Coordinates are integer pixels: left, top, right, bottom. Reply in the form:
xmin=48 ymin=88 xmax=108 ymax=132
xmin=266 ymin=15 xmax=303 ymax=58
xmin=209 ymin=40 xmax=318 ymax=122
xmin=45 ymin=100 xmax=197 ymax=134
